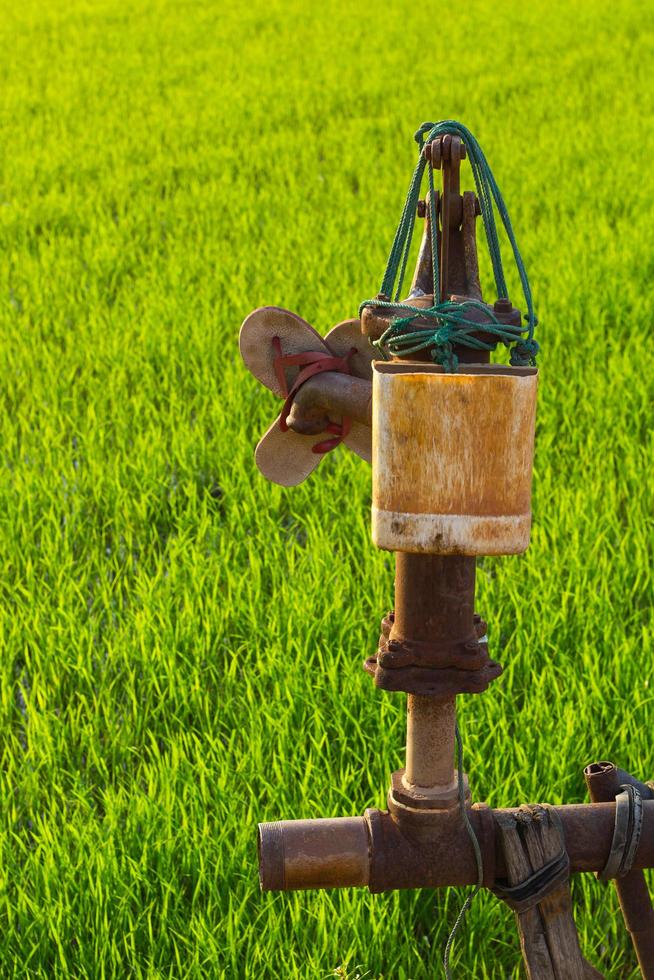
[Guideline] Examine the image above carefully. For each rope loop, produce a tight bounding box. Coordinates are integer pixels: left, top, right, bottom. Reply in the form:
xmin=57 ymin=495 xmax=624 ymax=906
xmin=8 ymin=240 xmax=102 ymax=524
xmin=361 ymin=120 xmax=539 ymax=372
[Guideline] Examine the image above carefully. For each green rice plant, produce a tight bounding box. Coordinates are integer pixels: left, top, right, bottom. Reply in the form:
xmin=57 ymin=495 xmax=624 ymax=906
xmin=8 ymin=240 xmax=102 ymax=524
xmin=0 ymin=0 xmax=652 ymax=975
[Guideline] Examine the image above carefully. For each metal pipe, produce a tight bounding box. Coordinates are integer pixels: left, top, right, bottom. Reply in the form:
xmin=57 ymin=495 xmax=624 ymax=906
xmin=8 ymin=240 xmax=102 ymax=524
xmin=286 ymin=373 xmax=372 ymax=435
xmin=258 ymin=801 xmax=654 ymax=894
xmin=391 ymin=553 xmax=477 ymax=791
xmin=258 ymin=817 xmax=370 ymax=891
xmin=404 ymin=695 xmax=456 ymax=791
xmin=585 ymin=761 xmax=654 ymax=979
xmin=392 ymin=553 xmax=478 ymax=649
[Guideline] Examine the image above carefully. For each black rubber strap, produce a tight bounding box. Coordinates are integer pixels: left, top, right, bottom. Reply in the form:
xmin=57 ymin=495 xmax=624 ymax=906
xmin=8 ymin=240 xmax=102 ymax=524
xmin=598 ymin=784 xmax=643 ymax=881
xmin=494 ymin=849 xmax=570 ymax=913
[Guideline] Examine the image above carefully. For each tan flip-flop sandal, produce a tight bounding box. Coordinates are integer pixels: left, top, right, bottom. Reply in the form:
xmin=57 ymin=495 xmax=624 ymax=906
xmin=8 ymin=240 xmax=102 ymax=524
xmin=239 ymin=307 xmax=373 ymax=486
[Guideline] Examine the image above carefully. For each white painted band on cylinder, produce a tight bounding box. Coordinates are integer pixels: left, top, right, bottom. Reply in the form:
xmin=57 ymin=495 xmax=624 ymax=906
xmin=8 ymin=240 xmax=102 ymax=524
xmin=372 ymin=507 xmax=531 ymax=556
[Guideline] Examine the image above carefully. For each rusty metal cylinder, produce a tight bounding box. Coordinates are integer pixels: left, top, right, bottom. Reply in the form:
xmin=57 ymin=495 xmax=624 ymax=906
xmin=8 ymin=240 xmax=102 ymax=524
xmin=286 ymin=373 xmax=372 ymax=433
xmin=404 ymin=695 xmax=456 ymax=790
xmin=391 ymin=555 xmax=473 ymax=790
xmin=258 ymin=817 xmax=370 ymax=891
xmin=393 ymin=552 xmax=476 ymax=646
xmin=371 ymin=361 xmax=538 ymax=555
xmin=258 ymin=802 xmax=654 ymax=893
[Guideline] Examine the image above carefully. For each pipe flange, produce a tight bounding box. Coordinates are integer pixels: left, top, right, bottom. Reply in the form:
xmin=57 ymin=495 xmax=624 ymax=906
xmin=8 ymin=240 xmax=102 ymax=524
xmin=363 ymin=657 xmax=503 ymax=696
xmin=365 ymin=609 xmax=500 ymax=695
xmin=390 ymin=767 xmax=463 ymax=811
xmin=377 ymin=633 xmax=489 ymax=671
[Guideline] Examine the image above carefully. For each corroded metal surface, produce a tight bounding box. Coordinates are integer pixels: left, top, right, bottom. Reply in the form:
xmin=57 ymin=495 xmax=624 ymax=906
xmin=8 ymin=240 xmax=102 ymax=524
xmin=404 ymin=696 xmax=457 ymax=794
xmin=258 ymin=801 xmax=654 ymax=893
xmin=390 ymin=765 xmax=462 ymax=814
xmin=258 ymin=817 xmax=370 ymax=892
xmin=585 ymin=762 xmax=654 ymax=978
xmin=365 ymin=553 xmax=501 ymax=697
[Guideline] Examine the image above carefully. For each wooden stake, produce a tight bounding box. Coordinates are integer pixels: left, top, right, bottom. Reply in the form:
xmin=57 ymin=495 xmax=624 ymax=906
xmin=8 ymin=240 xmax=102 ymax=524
xmin=494 ymin=806 xmax=603 ymax=979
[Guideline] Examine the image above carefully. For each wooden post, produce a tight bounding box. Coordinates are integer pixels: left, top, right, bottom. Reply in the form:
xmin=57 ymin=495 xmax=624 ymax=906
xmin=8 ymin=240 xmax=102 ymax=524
xmin=494 ymin=806 xmax=603 ymax=979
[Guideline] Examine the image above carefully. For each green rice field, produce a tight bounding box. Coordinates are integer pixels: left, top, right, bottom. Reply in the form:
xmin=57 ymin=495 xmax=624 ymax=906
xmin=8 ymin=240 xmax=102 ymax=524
xmin=0 ymin=0 xmax=653 ymax=975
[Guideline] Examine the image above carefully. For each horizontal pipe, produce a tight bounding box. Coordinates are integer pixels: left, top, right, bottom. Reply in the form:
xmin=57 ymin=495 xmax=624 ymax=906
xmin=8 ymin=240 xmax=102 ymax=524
xmin=286 ymin=374 xmax=372 ymax=434
xmin=258 ymin=817 xmax=370 ymax=891
xmin=258 ymin=801 xmax=654 ymax=893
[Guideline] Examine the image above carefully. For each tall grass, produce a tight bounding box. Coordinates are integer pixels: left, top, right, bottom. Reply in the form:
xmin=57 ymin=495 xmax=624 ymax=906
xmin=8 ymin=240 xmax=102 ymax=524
xmin=0 ymin=0 xmax=652 ymax=975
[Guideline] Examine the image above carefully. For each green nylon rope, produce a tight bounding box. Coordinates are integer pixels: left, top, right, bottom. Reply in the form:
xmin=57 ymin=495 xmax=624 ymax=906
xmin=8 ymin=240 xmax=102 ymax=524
xmin=359 ymin=120 xmax=539 ymax=372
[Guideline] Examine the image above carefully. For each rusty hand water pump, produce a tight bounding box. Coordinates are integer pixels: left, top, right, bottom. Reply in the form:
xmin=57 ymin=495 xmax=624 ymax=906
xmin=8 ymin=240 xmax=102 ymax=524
xmin=239 ymin=121 xmax=654 ymax=978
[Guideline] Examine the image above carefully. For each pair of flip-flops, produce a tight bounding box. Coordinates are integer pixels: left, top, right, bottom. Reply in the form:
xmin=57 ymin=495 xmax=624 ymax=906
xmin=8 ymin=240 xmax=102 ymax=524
xmin=239 ymin=307 xmax=375 ymax=486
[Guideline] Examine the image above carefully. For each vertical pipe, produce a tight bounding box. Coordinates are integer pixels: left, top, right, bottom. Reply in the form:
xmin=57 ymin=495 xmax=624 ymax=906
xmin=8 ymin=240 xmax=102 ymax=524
xmin=585 ymin=762 xmax=654 ymax=979
xmin=405 ymin=695 xmax=456 ymax=789
xmin=390 ymin=171 xmax=489 ymax=804
xmin=392 ymin=553 xmax=477 ymax=648
xmin=392 ymin=554 xmax=477 ymax=793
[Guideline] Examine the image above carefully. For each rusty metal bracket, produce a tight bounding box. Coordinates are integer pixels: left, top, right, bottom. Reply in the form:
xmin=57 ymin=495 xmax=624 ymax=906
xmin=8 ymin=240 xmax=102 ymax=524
xmin=361 ymin=135 xmax=521 ymax=350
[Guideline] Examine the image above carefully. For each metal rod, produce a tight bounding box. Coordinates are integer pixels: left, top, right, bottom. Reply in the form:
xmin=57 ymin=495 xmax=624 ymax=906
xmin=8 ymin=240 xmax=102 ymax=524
xmin=585 ymin=762 xmax=654 ymax=979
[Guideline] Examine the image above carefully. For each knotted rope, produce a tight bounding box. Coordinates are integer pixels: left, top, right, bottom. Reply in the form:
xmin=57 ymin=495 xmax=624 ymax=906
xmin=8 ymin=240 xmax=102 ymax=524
xmin=359 ymin=120 xmax=539 ymax=373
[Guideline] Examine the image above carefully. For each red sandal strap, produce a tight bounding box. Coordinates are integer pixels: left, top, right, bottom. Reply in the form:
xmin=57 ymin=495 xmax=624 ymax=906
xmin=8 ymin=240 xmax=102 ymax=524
xmin=271 ymin=336 xmax=357 ymax=454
